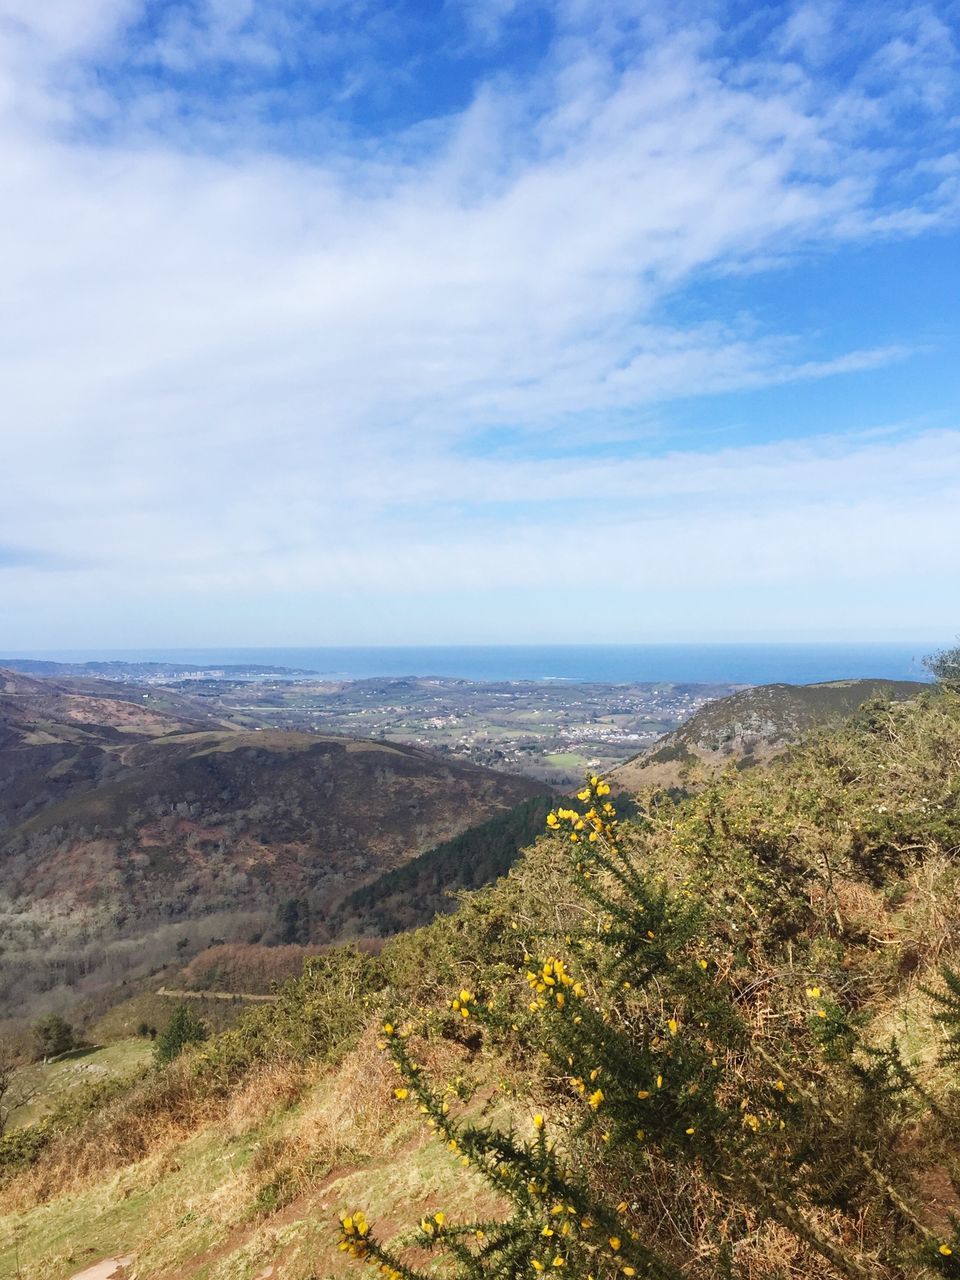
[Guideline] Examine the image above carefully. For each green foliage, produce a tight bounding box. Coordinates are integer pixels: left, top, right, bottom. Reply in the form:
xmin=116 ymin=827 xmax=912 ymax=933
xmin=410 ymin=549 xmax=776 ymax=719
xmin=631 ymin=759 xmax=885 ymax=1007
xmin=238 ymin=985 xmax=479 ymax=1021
xmin=154 ymin=1005 xmax=207 ymax=1066
xmin=193 ymin=946 xmax=387 ymax=1089
xmin=930 ymin=967 xmax=960 ymax=1067
xmin=341 ymin=754 xmax=960 ymax=1280
xmin=0 ymin=1115 xmax=51 ymax=1176
xmin=31 ymin=1014 xmax=74 ymax=1059
xmin=274 ymin=896 xmax=312 ymax=944
xmin=328 ymin=794 xmax=557 ymax=938
xmin=341 ymin=1019 xmax=681 ymax=1280
xmin=0 ymin=1070 xmax=136 ymax=1182
xmin=924 ymin=646 xmax=960 ymax=690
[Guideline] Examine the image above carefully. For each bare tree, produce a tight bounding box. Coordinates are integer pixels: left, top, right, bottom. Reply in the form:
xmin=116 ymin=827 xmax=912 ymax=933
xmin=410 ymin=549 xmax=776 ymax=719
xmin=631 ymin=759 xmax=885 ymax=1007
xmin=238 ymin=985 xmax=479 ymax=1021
xmin=0 ymin=1040 xmax=38 ymax=1136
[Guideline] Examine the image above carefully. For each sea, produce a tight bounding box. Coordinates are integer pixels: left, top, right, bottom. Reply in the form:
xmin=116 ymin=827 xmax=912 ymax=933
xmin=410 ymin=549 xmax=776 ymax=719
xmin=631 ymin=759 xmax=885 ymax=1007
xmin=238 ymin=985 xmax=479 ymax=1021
xmin=6 ymin=643 xmax=940 ymax=686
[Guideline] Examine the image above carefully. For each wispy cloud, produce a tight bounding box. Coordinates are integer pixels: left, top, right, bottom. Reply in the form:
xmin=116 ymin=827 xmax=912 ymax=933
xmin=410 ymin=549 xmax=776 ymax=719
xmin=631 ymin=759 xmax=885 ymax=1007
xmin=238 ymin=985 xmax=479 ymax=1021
xmin=0 ymin=0 xmax=957 ymax=643
xmin=0 ymin=544 xmax=80 ymax=571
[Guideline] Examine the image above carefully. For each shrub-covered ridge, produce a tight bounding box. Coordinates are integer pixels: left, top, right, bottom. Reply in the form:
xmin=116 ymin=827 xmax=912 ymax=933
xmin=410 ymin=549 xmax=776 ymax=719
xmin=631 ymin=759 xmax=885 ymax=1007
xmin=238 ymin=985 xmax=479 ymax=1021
xmin=2 ymin=685 xmax=960 ymax=1279
xmin=339 ymin=689 xmax=960 ymax=1280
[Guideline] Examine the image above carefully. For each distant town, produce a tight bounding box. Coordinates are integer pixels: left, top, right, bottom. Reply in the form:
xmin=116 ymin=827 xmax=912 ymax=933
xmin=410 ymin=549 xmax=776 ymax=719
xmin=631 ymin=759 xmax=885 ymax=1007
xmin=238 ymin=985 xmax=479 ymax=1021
xmin=0 ymin=658 xmax=741 ymax=784
xmin=173 ymin=674 xmax=740 ymax=784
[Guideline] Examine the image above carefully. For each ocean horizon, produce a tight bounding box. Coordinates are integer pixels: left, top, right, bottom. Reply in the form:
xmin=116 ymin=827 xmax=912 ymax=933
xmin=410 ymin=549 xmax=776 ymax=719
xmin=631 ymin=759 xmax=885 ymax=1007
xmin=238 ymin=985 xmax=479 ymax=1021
xmin=2 ymin=643 xmax=941 ymax=686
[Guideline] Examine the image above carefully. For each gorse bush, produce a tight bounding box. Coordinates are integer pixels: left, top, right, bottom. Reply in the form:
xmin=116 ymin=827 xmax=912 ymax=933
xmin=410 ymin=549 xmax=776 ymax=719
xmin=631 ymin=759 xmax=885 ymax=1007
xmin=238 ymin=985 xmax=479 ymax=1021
xmin=192 ymin=946 xmax=387 ymax=1090
xmin=337 ymin=733 xmax=960 ymax=1280
xmin=930 ymin=966 xmax=960 ymax=1067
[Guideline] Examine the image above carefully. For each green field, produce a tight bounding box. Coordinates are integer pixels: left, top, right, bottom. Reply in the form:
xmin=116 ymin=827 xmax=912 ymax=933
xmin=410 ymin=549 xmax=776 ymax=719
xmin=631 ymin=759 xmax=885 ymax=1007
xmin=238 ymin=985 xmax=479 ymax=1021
xmin=545 ymin=751 xmax=593 ymax=769
xmin=10 ymin=1038 xmax=153 ymax=1129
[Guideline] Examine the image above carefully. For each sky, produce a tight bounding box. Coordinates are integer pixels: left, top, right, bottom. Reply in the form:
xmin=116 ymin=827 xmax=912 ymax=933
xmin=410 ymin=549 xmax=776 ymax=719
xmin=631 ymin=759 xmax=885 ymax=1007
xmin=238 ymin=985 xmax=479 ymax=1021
xmin=1 ymin=0 xmax=959 ymax=647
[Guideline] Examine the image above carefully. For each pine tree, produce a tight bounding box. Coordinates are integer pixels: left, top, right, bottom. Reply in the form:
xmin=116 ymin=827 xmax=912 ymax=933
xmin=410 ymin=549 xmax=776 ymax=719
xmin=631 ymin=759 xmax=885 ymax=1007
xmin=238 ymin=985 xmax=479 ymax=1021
xmin=154 ymin=1005 xmax=207 ymax=1066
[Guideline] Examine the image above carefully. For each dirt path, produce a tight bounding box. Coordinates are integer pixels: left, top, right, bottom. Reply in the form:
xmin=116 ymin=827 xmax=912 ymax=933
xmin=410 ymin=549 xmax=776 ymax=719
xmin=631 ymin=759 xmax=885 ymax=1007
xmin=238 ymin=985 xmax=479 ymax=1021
xmin=156 ymin=985 xmax=277 ymax=1003
xmin=68 ymin=1257 xmax=133 ymax=1280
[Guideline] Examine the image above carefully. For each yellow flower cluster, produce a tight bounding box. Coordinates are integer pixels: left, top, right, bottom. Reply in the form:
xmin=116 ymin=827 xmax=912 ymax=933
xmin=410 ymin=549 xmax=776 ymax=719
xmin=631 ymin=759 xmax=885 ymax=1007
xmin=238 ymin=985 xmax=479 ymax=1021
xmin=805 ymin=986 xmax=828 ymax=1019
xmin=527 ymin=957 xmax=585 ymax=1011
xmin=420 ymin=1211 xmax=447 ymax=1237
xmin=338 ymin=1210 xmax=371 ymax=1258
xmin=546 ymin=778 xmax=617 ymax=847
xmin=525 ymin=1201 xmax=643 ymax=1275
xmin=451 ymin=988 xmax=475 ymax=1018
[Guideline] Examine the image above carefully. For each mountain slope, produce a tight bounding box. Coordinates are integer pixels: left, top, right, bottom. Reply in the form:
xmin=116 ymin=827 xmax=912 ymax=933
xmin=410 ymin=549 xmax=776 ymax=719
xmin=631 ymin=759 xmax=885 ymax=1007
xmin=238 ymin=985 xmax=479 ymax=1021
xmin=2 ymin=686 xmax=959 ymax=1280
xmin=0 ymin=671 xmax=548 ymax=1019
xmin=0 ymin=667 xmax=224 ymax=834
xmin=610 ymin=677 xmax=924 ymax=790
xmin=325 ymin=791 xmax=557 ymax=939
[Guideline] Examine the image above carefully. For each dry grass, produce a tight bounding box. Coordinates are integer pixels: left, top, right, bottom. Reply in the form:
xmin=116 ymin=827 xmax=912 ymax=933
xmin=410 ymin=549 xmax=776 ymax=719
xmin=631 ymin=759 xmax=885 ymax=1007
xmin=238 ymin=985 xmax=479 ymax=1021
xmin=895 ymin=856 xmax=960 ymax=966
xmin=219 ymin=1061 xmax=309 ymax=1141
xmin=0 ymin=1058 xmax=222 ymax=1213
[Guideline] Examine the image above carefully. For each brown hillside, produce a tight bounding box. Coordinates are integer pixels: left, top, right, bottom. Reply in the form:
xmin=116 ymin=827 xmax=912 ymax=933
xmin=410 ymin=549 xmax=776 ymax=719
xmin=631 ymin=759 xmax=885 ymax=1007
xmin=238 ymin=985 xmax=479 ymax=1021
xmin=0 ymin=671 xmax=548 ymax=1020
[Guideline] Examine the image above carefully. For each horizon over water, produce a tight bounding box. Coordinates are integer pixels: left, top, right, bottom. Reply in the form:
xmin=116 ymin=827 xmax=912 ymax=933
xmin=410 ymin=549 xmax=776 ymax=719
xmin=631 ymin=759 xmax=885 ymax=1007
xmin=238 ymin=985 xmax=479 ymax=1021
xmin=3 ymin=643 xmax=941 ymax=685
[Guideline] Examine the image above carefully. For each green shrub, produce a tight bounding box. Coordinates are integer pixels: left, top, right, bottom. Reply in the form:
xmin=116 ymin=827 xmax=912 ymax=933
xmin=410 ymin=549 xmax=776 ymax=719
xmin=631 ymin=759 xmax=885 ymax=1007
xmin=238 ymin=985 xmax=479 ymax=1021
xmin=925 ymin=646 xmax=960 ymax=690
xmin=339 ymin=764 xmax=960 ymax=1280
xmin=155 ymin=1005 xmax=207 ymax=1066
xmin=0 ymin=1117 xmax=51 ymax=1177
xmin=32 ymin=1014 xmax=74 ymax=1060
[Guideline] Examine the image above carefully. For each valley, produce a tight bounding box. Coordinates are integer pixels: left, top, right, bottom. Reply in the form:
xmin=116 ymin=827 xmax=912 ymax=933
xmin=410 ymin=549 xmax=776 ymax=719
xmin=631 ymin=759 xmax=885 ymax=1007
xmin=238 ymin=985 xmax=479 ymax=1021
xmin=0 ymin=659 xmax=739 ymax=784
xmin=0 ymin=665 xmax=927 ymax=1035
xmin=0 ymin=673 xmax=957 ymax=1280
xmin=0 ymin=668 xmax=546 ymax=1025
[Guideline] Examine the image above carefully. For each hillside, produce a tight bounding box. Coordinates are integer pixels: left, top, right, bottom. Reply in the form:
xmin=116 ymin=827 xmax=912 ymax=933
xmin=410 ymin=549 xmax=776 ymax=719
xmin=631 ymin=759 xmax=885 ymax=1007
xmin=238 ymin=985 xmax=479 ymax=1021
xmin=0 ymin=668 xmax=225 ymax=831
xmin=610 ymin=676 xmax=925 ymax=790
xmin=0 ymin=657 xmax=317 ymax=681
xmin=0 ymin=670 xmax=548 ymax=1021
xmin=1 ymin=684 xmax=959 ymax=1279
xmin=325 ymin=792 xmax=558 ymax=939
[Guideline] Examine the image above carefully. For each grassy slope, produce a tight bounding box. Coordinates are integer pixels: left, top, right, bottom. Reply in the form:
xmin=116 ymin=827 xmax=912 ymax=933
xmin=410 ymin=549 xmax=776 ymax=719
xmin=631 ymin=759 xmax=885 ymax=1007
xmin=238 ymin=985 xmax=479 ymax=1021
xmin=9 ymin=1041 xmax=153 ymax=1131
xmin=2 ymin=689 xmax=960 ymax=1279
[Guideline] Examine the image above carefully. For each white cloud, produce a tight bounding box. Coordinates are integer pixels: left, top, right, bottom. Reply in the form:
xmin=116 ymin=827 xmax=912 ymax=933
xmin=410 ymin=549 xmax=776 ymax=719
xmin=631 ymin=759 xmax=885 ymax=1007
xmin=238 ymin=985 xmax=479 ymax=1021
xmin=0 ymin=0 xmax=957 ymax=643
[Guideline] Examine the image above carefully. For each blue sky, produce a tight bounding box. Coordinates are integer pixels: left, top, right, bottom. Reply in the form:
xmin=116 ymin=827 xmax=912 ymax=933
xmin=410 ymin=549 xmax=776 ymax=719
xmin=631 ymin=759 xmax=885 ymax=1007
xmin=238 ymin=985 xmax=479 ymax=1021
xmin=1 ymin=0 xmax=959 ymax=646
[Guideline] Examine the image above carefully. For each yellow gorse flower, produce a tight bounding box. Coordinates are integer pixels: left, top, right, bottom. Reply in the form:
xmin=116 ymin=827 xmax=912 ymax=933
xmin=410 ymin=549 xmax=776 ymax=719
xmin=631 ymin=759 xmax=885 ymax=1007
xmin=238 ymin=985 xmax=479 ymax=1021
xmin=451 ymin=989 xmax=475 ymax=1018
xmin=338 ymin=1209 xmax=372 ymax=1257
xmin=546 ymin=780 xmax=617 ymax=849
xmin=526 ymin=957 xmax=585 ymax=1011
